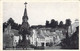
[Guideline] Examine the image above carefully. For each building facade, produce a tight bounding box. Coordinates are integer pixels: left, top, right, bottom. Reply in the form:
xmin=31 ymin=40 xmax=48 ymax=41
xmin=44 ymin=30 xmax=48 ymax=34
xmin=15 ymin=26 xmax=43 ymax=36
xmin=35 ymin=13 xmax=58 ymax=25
xmin=30 ymin=28 xmax=65 ymax=47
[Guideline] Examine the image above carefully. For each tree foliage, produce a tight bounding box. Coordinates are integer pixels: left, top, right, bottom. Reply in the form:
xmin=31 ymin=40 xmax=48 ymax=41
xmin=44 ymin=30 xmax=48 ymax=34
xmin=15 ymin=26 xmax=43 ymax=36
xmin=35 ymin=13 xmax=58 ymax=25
xmin=7 ymin=18 xmax=14 ymax=25
xmin=3 ymin=22 xmax=8 ymax=32
xmin=45 ymin=19 xmax=58 ymax=28
xmin=3 ymin=18 xmax=21 ymax=31
xmin=45 ymin=19 xmax=71 ymax=29
xmin=59 ymin=21 xmax=63 ymax=28
xmin=46 ymin=20 xmax=50 ymax=27
xmin=65 ymin=19 xmax=71 ymax=27
xmin=61 ymin=26 xmax=79 ymax=49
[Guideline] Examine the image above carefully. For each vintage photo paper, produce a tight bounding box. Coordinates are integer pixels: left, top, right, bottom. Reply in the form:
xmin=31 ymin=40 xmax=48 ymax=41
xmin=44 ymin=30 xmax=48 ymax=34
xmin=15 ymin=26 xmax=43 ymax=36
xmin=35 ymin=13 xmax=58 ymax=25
xmin=1 ymin=0 xmax=80 ymax=50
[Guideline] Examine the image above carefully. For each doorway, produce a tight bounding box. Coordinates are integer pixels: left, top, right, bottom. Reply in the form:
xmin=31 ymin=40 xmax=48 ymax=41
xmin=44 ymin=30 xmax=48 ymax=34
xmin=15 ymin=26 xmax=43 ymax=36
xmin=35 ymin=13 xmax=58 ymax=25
xmin=41 ymin=43 xmax=44 ymax=47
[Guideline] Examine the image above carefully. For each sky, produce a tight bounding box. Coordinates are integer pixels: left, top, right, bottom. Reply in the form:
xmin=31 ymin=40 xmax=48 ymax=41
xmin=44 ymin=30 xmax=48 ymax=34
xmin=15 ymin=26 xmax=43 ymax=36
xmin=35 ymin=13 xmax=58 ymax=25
xmin=3 ymin=2 xmax=79 ymax=26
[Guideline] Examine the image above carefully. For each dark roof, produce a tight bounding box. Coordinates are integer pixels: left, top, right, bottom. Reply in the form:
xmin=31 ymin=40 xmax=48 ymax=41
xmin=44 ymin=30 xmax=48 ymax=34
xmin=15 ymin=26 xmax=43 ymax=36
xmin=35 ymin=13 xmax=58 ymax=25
xmin=12 ymin=29 xmax=19 ymax=36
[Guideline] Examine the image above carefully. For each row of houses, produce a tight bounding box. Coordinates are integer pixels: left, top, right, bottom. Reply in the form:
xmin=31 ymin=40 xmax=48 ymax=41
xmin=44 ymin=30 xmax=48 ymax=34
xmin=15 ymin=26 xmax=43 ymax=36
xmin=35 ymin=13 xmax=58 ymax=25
xmin=3 ymin=19 xmax=79 ymax=48
xmin=30 ymin=28 xmax=65 ymax=47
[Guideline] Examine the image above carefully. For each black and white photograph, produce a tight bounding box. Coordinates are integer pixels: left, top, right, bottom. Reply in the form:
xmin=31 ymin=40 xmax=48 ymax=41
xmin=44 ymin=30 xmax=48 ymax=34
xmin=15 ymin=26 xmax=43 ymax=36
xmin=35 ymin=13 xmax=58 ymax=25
xmin=3 ymin=1 xmax=79 ymax=50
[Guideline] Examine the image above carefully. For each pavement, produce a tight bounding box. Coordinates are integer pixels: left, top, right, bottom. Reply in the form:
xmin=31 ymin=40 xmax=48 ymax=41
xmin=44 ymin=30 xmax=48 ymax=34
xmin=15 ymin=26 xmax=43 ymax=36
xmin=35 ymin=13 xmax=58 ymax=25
xmin=45 ymin=45 xmax=62 ymax=50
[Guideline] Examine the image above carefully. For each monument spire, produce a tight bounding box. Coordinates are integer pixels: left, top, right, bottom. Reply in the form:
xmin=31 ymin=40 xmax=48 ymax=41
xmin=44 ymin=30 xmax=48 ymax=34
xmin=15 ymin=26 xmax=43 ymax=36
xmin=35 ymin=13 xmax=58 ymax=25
xmin=24 ymin=2 xmax=27 ymax=8
xmin=18 ymin=2 xmax=30 ymax=48
xmin=23 ymin=2 xmax=28 ymax=21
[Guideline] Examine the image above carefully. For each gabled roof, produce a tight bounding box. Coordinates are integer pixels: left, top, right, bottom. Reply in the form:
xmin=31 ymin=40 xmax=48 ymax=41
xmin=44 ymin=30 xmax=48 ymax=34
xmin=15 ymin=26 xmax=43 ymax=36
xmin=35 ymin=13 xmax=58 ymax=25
xmin=37 ymin=34 xmax=45 ymax=39
xmin=12 ymin=29 xmax=19 ymax=36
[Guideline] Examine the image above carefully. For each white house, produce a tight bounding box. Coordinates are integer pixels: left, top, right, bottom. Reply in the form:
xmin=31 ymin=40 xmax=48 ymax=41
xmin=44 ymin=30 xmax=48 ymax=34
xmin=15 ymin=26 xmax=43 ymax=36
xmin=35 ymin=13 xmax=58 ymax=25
xmin=30 ymin=28 xmax=63 ymax=47
xmin=13 ymin=36 xmax=19 ymax=47
xmin=68 ymin=19 xmax=79 ymax=37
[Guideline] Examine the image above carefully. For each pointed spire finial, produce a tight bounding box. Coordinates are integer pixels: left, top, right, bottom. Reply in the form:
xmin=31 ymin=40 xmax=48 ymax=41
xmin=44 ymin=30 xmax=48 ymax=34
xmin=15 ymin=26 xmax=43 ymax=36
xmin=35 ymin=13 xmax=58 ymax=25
xmin=24 ymin=2 xmax=27 ymax=8
xmin=23 ymin=2 xmax=28 ymax=20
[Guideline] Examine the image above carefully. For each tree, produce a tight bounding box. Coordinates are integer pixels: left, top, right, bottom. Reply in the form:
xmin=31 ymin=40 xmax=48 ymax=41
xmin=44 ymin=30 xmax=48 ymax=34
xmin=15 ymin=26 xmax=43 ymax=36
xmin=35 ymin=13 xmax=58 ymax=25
xmin=50 ymin=19 xmax=59 ymax=28
xmin=18 ymin=24 xmax=21 ymax=30
xmin=7 ymin=18 xmax=14 ymax=25
xmin=12 ymin=23 xmax=19 ymax=30
xmin=7 ymin=18 xmax=20 ymax=30
xmin=50 ymin=19 xmax=55 ymax=28
xmin=59 ymin=21 xmax=63 ymax=28
xmin=3 ymin=22 xmax=8 ymax=32
xmin=46 ymin=20 xmax=50 ymax=27
xmin=61 ymin=26 xmax=79 ymax=49
xmin=7 ymin=18 xmax=15 ymax=29
xmin=65 ymin=19 xmax=71 ymax=27
xmin=55 ymin=21 xmax=58 ymax=28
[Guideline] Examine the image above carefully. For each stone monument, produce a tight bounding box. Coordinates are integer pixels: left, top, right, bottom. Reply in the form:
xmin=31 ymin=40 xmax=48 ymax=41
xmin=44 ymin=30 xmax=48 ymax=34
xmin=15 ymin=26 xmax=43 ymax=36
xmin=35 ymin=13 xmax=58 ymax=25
xmin=17 ymin=2 xmax=30 ymax=48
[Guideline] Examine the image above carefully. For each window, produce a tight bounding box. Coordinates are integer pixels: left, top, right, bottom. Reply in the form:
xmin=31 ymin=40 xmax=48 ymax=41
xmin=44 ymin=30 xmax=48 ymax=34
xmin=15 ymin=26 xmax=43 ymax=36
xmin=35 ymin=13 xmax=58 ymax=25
xmin=41 ymin=43 xmax=44 ymax=47
xmin=46 ymin=43 xmax=49 ymax=46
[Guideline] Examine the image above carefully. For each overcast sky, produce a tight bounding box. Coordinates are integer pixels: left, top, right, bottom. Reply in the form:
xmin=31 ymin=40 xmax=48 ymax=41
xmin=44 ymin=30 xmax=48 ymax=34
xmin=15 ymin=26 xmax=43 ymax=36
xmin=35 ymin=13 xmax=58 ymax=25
xmin=3 ymin=2 xmax=79 ymax=26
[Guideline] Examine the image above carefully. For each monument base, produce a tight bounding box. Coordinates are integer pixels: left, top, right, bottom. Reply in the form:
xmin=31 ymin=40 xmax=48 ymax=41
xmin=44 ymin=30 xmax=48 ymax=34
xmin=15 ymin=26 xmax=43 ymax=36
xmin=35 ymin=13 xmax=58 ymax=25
xmin=17 ymin=39 xmax=30 ymax=48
